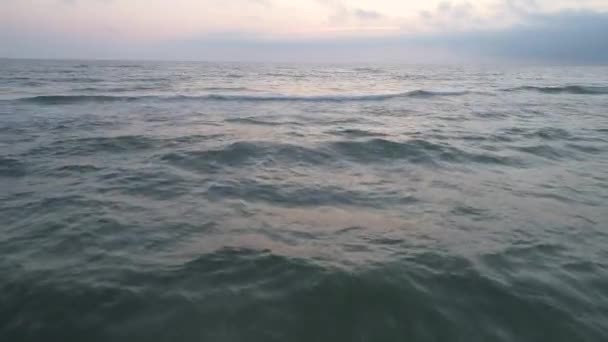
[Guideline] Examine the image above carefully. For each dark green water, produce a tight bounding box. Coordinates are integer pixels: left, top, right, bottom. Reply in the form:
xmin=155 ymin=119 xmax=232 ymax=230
xmin=1 ymin=60 xmax=608 ymax=341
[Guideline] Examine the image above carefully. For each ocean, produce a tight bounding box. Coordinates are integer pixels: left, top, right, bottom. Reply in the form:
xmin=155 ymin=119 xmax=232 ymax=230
xmin=1 ymin=59 xmax=607 ymax=341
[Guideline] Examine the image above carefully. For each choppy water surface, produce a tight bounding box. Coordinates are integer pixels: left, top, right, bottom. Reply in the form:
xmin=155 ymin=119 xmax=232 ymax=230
xmin=1 ymin=59 xmax=608 ymax=341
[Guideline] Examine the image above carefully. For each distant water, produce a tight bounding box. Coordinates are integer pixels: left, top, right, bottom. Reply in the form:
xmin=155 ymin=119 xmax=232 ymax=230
xmin=1 ymin=59 xmax=608 ymax=341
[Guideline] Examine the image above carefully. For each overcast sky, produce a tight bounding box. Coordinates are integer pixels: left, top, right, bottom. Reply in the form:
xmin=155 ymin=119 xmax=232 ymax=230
xmin=1 ymin=0 xmax=607 ymax=63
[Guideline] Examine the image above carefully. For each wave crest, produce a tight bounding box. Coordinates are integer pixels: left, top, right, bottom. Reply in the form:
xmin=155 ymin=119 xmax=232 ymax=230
xmin=15 ymin=95 xmax=139 ymax=105
xmin=505 ymin=85 xmax=608 ymax=95
xmin=12 ymin=90 xmax=473 ymax=105
xmin=160 ymin=138 xmax=521 ymax=174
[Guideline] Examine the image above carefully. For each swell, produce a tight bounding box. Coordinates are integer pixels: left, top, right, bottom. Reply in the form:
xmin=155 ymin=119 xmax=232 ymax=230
xmin=200 ymin=87 xmax=258 ymax=92
xmin=328 ymin=128 xmax=388 ymax=138
xmin=76 ymin=85 xmax=166 ymax=92
xmin=0 ymin=157 xmax=26 ymax=177
xmin=327 ymin=138 xmax=520 ymax=166
xmin=225 ymin=117 xmax=303 ymax=126
xmin=11 ymin=90 xmax=473 ymax=105
xmin=27 ymin=134 xmax=219 ymax=157
xmin=14 ymin=95 xmax=141 ymax=105
xmin=161 ymin=138 xmax=521 ymax=174
xmin=497 ymin=127 xmax=606 ymax=143
xmin=504 ymin=85 xmax=608 ymax=95
xmin=161 ymin=141 xmax=333 ymax=172
xmin=352 ymin=67 xmax=384 ymax=73
xmin=2 ymin=248 xmax=600 ymax=341
xmin=206 ymin=180 xmax=418 ymax=207
xmin=512 ymin=143 xmax=604 ymax=161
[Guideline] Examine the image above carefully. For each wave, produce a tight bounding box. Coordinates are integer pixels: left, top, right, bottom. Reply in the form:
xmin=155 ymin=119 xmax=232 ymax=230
xmin=4 ymin=245 xmax=601 ymax=341
xmin=201 ymin=87 xmax=257 ymax=92
xmin=161 ymin=141 xmax=332 ymax=173
xmin=12 ymin=90 xmax=473 ymax=105
xmin=328 ymin=138 xmax=518 ymax=165
xmin=565 ymin=143 xmax=604 ymax=154
xmin=352 ymin=67 xmax=384 ymax=73
xmin=15 ymin=95 xmax=141 ymax=105
xmin=513 ymin=144 xmax=573 ymax=160
xmin=76 ymin=85 xmax=164 ymax=92
xmin=1 ymin=76 xmax=31 ymax=81
xmin=505 ymin=85 xmax=608 ymax=95
xmin=28 ymin=135 xmax=162 ymax=156
xmin=160 ymin=139 xmax=521 ymax=175
xmin=206 ymin=179 xmax=418 ymax=207
xmin=113 ymin=64 xmax=142 ymax=68
xmin=27 ymin=134 xmax=224 ymax=158
xmin=53 ymin=164 xmax=101 ymax=174
xmin=328 ymin=128 xmax=388 ymax=138
xmin=204 ymin=90 xmax=471 ymax=101
xmin=263 ymin=72 xmax=307 ymax=78
xmin=49 ymin=77 xmax=105 ymax=83
xmin=225 ymin=117 xmax=302 ymax=126
xmin=0 ymin=156 xmax=26 ymax=177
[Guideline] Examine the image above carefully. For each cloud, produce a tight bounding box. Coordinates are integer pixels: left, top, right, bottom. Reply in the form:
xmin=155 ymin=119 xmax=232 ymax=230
xmin=422 ymin=9 xmax=608 ymax=63
xmin=1 ymin=2 xmax=607 ymax=63
xmin=502 ymin=0 xmax=539 ymax=15
xmin=316 ymin=0 xmax=388 ymax=26
xmin=245 ymin=0 xmax=273 ymax=7
xmin=353 ymin=9 xmax=385 ymax=21
xmin=127 ymin=9 xmax=605 ymax=63
xmin=416 ymin=1 xmax=479 ymax=32
xmin=174 ymin=9 xmax=608 ymax=63
xmin=436 ymin=1 xmax=474 ymax=18
xmin=60 ymin=0 xmax=112 ymax=4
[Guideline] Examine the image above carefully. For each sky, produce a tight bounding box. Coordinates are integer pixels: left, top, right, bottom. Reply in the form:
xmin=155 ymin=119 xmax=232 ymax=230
xmin=1 ymin=0 xmax=607 ymax=63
